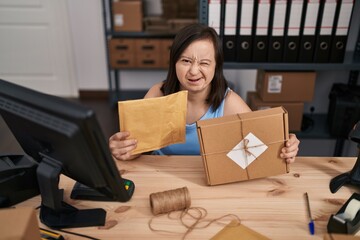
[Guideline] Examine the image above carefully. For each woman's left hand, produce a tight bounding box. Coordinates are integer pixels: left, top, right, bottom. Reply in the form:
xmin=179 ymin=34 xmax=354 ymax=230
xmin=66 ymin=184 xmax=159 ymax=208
xmin=281 ymin=133 xmax=300 ymax=164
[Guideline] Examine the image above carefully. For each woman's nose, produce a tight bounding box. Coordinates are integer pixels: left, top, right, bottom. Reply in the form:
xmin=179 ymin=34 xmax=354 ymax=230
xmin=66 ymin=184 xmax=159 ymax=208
xmin=189 ymin=63 xmax=200 ymax=75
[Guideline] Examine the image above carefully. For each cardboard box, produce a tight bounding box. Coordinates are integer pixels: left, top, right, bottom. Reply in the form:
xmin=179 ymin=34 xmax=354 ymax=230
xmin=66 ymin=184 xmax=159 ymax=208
xmin=160 ymin=39 xmax=172 ymax=68
xmin=0 ymin=207 xmax=41 ymax=240
xmin=135 ymin=39 xmax=161 ymax=68
xmin=108 ymin=38 xmax=171 ymax=69
xmin=247 ymin=91 xmax=304 ymax=132
xmin=108 ymin=38 xmax=136 ymax=68
xmin=162 ymin=0 xmax=198 ymax=19
xmin=143 ymin=16 xmax=171 ymax=33
xmin=136 ymin=51 xmax=161 ymax=68
xmin=197 ymin=107 xmax=289 ymax=186
xmin=109 ymin=38 xmax=136 ymax=52
xmin=135 ymin=38 xmax=161 ymax=52
xmin=256 ymin=70 xmax=316 ymax=102
xmin=112 ymin=1 xmax=143 ymax=32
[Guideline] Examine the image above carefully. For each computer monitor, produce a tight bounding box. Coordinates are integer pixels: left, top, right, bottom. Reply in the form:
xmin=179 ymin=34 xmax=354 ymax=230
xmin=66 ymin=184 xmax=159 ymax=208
xmin=0 ymin=79 xmax=135 ymax=228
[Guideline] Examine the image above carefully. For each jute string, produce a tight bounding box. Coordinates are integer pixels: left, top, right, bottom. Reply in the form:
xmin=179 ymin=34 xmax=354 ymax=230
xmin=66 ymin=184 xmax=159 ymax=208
xmin=148 ymin=187 xmax=241 ymax=239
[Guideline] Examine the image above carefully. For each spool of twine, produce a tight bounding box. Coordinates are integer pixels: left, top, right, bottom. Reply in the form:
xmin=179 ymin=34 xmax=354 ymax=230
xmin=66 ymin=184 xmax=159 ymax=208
xmin=149 ymin=187 xmax=191 ymax=215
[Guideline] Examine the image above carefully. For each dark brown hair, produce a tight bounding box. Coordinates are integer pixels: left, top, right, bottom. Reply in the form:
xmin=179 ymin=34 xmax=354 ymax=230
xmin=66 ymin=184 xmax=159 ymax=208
xmin=160 ymin=23 xmax=228 ymax=110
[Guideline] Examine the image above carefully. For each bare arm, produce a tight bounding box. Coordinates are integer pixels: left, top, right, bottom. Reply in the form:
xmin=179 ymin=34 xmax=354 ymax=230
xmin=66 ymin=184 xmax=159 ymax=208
xmin=144 ymin=82 xmax=164 ymax=98
xmin=223 ymin=89 xmax=252 ymax=116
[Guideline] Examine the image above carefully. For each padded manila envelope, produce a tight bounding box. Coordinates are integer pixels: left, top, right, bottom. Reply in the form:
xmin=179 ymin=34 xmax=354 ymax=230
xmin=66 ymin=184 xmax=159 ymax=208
xmin=118 ymin=91 xmax=187 ymax=154
xmin=211 ymin=220 xmax=271 ymax=240
xmin=196 ymin=107 xmax=289 ymax=185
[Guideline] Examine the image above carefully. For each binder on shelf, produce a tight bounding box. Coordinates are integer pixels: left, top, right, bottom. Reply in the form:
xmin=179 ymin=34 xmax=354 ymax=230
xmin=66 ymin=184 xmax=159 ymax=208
xmin=313 ymin=0 xmax=337 ymax=63
xmin=208 ymin=0 xmax=221 ymax=35
xmin=283 ymin=0 xmax=304 ymax=62
xmin=252 ymin=0 xmax=271 ymax=62
xmin=223 ymin=0 xmax=238 ymax=62
xmin=329 ymin=0 xmax=354 ymax=63
xmin=298 ymin=0 xmax=321 ymax=63
xmin=237 ymin=0 xmax=255 ymax=62
xmin=267 ymin=0 xmax=287 ymax=62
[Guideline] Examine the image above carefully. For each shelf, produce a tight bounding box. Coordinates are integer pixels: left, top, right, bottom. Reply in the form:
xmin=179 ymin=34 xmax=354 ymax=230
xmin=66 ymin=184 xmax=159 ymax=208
xmin=107 ymin=31 xmax=175 ymax=39
xmin=224 ymin=61 xmax=360 ymax=71
xmin=295 ymin=114 xmax=335 ymax=139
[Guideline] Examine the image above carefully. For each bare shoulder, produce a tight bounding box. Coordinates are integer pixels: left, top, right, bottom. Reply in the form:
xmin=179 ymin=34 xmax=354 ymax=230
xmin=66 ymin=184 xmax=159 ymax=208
xmin=223 ymin=89 xmax=252 ymax=116
xmin=144 ymin=82 xmax=164 ymax=98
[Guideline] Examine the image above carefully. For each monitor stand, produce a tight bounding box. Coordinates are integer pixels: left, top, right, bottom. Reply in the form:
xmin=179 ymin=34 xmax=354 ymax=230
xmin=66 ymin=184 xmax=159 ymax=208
xmin=330 ymin=155 xmax=360 ymax=193
xmin=37 ymin=154 xmax=106 ymax=228
xmin=70 ymin=177 xmax=135 ymax=201
xmin=0 ymin=154 xmax=39 ymax=207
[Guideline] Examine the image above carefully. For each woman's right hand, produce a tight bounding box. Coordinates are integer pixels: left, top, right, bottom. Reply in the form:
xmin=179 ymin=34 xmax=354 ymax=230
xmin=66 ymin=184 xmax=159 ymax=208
xmin=109 ymin=131 xmax=139 ymax=161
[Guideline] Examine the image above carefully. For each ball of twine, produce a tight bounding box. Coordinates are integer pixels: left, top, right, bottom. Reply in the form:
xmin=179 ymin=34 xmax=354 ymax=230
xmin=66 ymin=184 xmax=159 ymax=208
xmin=149 ymin=186 xmax=191 ymax=215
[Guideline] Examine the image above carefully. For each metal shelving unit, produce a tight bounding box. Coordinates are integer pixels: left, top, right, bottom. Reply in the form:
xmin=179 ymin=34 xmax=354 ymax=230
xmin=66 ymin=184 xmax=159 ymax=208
xmin=199 ymin=0 xmax=360 ymax=156
xmin=102 ymin=0 xmax=177 ymax=105
xmin=103 ymin=0 xmax=360 ymax=155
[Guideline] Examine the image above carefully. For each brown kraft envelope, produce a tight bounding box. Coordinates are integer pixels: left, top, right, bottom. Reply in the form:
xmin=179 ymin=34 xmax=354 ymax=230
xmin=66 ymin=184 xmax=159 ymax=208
xmin=196 ymin=107 xmax=289 ymax=185
xmin=118 ymin=91 xmax=187 ymax=154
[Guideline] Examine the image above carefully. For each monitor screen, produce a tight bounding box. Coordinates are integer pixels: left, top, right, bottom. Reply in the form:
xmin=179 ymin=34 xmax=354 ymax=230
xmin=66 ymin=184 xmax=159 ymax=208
xmin=0 ymin=79 xmax=134 ymax=228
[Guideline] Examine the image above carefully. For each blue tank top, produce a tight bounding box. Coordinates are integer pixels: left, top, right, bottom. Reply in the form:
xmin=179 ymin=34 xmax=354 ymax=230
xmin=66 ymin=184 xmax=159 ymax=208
xmin=153 ymin=89 xmax=229 ymax=155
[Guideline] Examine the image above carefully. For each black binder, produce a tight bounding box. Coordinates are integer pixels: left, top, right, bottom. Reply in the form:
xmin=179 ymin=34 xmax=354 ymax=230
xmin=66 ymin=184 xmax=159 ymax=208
xmin=268 ymin=0 xmax=287 ymax=62
xmin=298 ymin=0 xmax=321 ymax=63
xmin=313 ymin=0 xmax=337 ymax=63
xmin=252 ymin=0 xmax=271 ymax=62
xmin=223 ymin=0 xmax=238 ymax=62
xmin=283 ymin=0 xmax=304 ymax=62
xmin=237 ymin=0 xmax=255 ymax=62
xmin=329 ymin=0 xmax=354 ymax=63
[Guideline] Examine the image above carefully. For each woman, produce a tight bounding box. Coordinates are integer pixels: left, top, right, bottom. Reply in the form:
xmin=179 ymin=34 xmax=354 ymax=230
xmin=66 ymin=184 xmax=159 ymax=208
xmin=109 ymin=23 xmax=299 ymax=162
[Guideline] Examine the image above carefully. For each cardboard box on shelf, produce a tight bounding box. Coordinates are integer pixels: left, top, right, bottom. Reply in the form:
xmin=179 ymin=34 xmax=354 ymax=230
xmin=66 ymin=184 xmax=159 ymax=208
xmin=108 ymin=39 xmax=136 ymax=68
xmin=247 ymin=91 xmax=304 ymax=132
xmin=196 ymin=107 xmax=289 ymax=186
xmin=256 ymin=70 xmax=316 ymax=102
xmin=143 ymin=16 xmax=171 ymax=33
xmin=112 ymin=1 xmax=143 ymax=32
xmin=162 ymin=0 xmax=198 ymax=19
xmin=109 ymin=38 xmax=172 ymax=69
xmin=135 ymin=39 xmax=162 ymax=68
xmin=135 ymin=38 xmax=161 ymax=53
xmin=167 ymin=18 xmax=198 ymax=32
xmin=136 ymin=51 xmax=161 ymax=68
xmin=160 ymin=39 xmax=172 ymax=68
xmin=109 ymin=51 xmax=136 ymax=68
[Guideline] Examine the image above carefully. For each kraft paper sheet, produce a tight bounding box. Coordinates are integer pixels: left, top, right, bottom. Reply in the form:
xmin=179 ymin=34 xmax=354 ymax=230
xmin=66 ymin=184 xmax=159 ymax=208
xmin=118 ymin=91 xmax=187 ymax=154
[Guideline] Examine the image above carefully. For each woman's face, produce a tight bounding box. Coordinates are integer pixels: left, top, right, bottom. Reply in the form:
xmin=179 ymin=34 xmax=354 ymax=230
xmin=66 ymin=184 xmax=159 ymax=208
xmin=175 ymin=39 xmax=216 ymax=94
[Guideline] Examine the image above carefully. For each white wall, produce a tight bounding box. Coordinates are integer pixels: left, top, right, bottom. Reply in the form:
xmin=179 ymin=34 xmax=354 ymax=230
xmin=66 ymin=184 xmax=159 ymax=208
xmin=67 ymin=0 xmax=108 ymax=90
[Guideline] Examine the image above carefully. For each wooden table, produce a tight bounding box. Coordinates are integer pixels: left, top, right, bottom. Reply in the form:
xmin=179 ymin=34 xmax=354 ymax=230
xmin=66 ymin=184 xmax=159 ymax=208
xmin=17 ymin=155 xmax=360 ymax=239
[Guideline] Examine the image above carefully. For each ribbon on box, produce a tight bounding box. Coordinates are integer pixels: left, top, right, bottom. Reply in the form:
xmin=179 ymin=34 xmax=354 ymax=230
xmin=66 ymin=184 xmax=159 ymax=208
xmin=226 ymin=132 xmax=268 ymax=169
